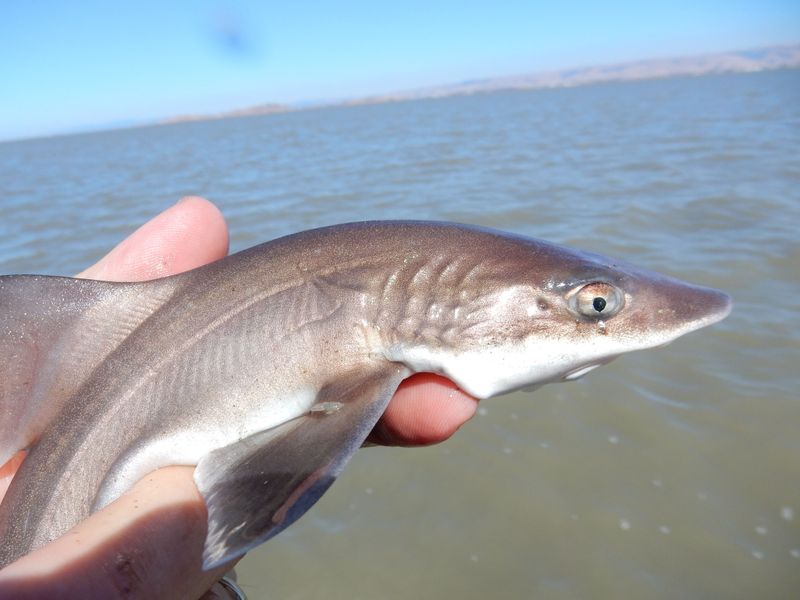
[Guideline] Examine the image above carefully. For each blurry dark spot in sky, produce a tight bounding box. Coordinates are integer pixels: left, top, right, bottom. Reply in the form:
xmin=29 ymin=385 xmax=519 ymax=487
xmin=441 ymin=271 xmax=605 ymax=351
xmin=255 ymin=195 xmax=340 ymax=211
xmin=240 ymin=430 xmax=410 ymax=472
xmin=207 ymin=7 xmax=263 ymax=61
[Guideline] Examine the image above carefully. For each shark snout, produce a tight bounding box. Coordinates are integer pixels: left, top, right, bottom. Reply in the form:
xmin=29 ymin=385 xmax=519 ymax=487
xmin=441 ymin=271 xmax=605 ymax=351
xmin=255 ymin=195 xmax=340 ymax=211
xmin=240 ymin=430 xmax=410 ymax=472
xmin=708 ymin=288 xmax=733 ymax=322
xmin=636 ymin=278 xmax=732 ymax=347
xmin=675 ymin=284 xmax=732 ymax=330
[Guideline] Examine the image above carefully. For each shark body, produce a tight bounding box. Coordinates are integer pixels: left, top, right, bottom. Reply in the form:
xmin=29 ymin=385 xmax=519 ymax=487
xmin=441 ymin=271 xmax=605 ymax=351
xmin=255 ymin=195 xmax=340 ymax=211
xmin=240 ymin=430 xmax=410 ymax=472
xmin=0 ymin=221 xmax=731 ymax=569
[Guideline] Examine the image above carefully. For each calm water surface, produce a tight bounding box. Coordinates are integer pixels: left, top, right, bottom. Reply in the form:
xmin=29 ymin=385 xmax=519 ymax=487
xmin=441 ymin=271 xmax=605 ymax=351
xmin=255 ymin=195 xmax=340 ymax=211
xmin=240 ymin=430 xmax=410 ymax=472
xmin=1 ymin=69 xmax=798 ymax=599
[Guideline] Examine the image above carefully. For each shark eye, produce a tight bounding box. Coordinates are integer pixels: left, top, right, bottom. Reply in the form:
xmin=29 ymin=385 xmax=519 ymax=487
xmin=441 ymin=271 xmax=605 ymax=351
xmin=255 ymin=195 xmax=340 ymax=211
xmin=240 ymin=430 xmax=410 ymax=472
xmin=568 ymin=282 xmax=624 ymax=319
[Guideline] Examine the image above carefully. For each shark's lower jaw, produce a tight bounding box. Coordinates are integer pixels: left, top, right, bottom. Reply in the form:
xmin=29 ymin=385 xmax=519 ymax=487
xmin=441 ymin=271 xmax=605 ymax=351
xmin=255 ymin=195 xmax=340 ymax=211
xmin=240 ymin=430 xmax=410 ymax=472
xmin=389 ymin=337 xmax=629 ymax=399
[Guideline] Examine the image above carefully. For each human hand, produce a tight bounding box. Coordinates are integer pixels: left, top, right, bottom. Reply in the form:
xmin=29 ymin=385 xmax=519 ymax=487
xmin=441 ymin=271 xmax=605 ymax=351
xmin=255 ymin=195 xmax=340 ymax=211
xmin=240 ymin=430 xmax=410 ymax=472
xmin=0 ymin=197 xmax=477 ymax=598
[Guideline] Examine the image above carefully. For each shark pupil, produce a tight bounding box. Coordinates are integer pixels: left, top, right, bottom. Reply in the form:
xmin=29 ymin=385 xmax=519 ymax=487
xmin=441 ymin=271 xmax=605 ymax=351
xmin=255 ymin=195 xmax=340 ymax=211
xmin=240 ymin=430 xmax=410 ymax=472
xmin=593 ymin=297 xmax=607 ymax=312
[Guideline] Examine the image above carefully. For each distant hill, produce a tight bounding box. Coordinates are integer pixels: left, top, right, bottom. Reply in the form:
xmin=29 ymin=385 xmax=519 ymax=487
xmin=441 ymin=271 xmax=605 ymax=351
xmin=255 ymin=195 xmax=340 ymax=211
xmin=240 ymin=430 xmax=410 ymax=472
xmin=160 ymin=103 xmax=290 ymax=125
xmin=160 ymin=44 xmax=799 ymax=125
xmin=347 ymin=44 xmax=800 ymax=105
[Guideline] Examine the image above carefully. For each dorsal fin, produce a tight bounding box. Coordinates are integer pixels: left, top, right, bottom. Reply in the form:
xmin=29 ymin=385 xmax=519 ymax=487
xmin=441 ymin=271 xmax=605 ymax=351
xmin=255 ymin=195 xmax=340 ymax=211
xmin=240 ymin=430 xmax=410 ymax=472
xmin=0 ymin=274 xmax=179 ymax=464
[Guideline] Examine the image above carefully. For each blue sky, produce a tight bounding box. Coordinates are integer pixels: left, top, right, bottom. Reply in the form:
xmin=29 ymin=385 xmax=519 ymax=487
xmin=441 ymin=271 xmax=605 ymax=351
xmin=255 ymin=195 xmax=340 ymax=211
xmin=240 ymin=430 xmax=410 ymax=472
xmin=1 ymin=1 xmax=797 ymax=141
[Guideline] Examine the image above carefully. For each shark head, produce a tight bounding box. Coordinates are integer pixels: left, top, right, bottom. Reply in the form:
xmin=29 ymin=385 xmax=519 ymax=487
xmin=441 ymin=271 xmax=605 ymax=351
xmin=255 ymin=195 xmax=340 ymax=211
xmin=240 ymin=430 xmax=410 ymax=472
xmin=386 ymin=227 xmax=732 ymax=399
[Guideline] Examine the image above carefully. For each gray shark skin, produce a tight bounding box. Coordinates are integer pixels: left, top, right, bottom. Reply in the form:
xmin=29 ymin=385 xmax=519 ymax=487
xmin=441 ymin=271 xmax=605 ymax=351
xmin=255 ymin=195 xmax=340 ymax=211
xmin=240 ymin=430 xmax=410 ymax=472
xmin=0 ymin=221 xmax=731 ymax=569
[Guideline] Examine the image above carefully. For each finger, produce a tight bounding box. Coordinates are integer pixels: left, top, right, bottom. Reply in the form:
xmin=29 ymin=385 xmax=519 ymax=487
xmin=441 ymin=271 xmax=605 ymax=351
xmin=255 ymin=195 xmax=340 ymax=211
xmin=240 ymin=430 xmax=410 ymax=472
xmin=0 ymin=452 xmax=26 ymax=500
xmin=78 ymin=196 xmax=229 ymax=282
xmin=0 ymin=467 xmax=233 ymax=599
xmin=369 ymin=373 xmax=479 ymax=446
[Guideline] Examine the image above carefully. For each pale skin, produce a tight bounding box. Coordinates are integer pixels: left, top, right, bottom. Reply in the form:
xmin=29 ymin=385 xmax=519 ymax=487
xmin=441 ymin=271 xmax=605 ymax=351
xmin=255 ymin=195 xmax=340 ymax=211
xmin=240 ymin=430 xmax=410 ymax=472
xmin=0 ymin=197 xmax=478 ymax=599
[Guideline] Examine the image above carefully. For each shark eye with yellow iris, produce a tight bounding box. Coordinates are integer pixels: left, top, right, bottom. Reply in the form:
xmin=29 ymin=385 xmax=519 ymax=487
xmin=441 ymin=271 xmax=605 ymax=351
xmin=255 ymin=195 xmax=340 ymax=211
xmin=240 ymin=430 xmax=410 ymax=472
xmin=568 ymin=282 xmax=624 ymax=319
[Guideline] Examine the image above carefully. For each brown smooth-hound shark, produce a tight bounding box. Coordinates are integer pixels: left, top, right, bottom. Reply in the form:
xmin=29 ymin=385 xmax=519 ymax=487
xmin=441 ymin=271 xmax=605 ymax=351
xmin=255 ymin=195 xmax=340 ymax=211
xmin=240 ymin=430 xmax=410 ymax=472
xmin=0 ymin=221 xmax=731 ymax=569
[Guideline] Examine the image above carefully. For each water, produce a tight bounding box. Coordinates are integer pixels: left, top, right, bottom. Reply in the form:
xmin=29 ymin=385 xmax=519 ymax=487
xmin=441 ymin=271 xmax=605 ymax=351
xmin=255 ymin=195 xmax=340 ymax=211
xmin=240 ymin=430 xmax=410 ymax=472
xmin=1 ymin=69 xmax=798 ymax=599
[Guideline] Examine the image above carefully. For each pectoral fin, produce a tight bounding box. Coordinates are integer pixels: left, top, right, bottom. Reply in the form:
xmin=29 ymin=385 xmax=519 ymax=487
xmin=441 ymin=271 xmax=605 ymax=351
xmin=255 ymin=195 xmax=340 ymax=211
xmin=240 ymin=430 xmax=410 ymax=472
xmin=195 ymin=364 xmax=408 ymax=569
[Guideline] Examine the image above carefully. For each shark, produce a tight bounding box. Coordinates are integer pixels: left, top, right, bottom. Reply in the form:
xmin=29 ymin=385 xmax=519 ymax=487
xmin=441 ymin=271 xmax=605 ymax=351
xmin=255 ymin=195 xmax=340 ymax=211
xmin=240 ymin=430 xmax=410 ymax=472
xmin=0 ymin=221 xmax=731 ymax=569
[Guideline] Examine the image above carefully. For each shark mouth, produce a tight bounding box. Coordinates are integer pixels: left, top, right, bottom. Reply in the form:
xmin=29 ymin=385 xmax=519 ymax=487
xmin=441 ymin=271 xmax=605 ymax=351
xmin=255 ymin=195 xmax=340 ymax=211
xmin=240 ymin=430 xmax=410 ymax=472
xmin=563 ymin=363 xmax=602 ymax=381
xmin=562 ymin=357 xmax=616 ymax=381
